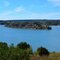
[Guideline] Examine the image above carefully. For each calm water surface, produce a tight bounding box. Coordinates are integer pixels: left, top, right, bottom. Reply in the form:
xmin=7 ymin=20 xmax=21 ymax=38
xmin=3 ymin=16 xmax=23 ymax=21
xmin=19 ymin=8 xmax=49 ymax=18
xmin=0 ymin=25 xmax=60 ymax=52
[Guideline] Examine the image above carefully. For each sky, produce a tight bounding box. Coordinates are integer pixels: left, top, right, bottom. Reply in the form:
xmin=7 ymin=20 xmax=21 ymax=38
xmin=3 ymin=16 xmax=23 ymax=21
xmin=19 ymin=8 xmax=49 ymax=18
xmin=0 ymin=0 xmax=60 ymax=20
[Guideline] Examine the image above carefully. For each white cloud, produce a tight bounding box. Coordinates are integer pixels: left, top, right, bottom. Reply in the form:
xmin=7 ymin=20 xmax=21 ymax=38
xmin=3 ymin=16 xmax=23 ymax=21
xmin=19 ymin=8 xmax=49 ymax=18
xmin=3 ymin=1 xmax=10 ymax=7
xmin=0 ymin=11 xmax=12 ymax=16
xmin=14 ymin=7 xmax=25 ymax=13
xmin=24 ymin=12 xmax=60 ymax=19
xmin=0 ymin=6 xmax=25 ymax=16
xmin=0 ymin=6 xmax=60 ymax=20
xmin=0 ymin=6 xmax=26 ymax=20
xmin=0 ymin=12 xmax=60 ymax=20
xmin=48 ymin=0 xmax=60 ymax=1
xmin=48 ymin=0 xmax=60 ymax=6
xmin=0 ymin=11 xmax=13 ymax=20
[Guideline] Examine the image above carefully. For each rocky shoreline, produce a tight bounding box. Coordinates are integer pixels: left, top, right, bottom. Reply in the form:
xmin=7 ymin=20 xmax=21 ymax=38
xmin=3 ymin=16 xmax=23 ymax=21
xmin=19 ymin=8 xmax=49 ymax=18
xmin=5 ymin=21 xmax=52 ymax=30
xmin=1 ymin=19 xmax=60 ymax=30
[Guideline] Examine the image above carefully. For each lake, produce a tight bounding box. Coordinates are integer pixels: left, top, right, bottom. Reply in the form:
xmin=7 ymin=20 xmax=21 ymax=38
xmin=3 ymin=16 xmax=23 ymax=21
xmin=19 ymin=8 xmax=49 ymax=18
xmin=0 ymin=25 xmax=60 ymax=52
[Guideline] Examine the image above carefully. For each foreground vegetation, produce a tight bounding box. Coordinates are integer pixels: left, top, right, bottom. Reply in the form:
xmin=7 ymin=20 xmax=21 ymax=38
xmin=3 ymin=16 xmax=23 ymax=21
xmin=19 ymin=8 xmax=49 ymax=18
xmin=0 ymin=42 xmax=33 ymax=60
xmin=0 ymin=42 xmax=60 ymax=60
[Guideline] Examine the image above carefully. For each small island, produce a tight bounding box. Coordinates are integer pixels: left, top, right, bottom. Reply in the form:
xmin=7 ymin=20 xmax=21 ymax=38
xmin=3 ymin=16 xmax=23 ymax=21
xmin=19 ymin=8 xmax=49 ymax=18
xmin=5 ymin=21 xmax=52 ymax=30
xmin=0 ymin=19 xmax=60 ymax=30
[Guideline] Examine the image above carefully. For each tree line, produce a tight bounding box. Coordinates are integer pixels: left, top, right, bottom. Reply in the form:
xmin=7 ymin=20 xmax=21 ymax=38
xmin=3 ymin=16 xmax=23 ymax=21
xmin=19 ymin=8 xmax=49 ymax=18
xmin=0 ymin=42 xmax=49 ymax=60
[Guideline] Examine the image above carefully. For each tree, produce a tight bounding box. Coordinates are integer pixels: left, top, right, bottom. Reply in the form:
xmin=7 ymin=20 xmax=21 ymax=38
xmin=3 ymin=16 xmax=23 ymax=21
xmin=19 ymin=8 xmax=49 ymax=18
xmin=0 ymin=42 xmax=9 ymax=60
xmin=0 ymin=42 xmax=32 ymax=60
xmin=37 ymin=46 xmax=49 ymax=56
xmin=0 ymin=42 xmax=8 ymax=49
xmin=17 ymin=42 xmax=30 ymax=50
xmin=17 ymin=42 xmax=33 ymax=55
xmin=7 ymin=43 xmax=30 ymax=60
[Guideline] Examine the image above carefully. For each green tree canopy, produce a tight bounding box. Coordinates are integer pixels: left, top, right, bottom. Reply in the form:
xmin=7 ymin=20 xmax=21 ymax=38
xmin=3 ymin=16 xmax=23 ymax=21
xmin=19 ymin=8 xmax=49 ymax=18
xmin=0 ymin=42 xmax=8 ymax=49
xmin=0 ymin=42 xmax=31 ymax=60
xmin=37 ymin=46 xmax=49 ymax=56
xmin=17 ymin=42 xmax=30 ymax=49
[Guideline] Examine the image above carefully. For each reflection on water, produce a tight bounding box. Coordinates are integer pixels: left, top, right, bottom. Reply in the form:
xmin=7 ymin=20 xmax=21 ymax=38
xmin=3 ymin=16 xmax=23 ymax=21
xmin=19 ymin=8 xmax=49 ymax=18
xmin=0 ymin=25 xmax=60 ymax=52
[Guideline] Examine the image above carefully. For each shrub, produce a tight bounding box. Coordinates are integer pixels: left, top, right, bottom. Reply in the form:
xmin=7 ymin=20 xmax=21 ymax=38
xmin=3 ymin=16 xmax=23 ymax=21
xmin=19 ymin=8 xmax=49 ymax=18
xmin=37 ymin=46 xmax=49 ymax=56
xmin=17 ymin=42 xmax=30 ymax=50
xmin=17 ymin=42 xmax=33 ymax=55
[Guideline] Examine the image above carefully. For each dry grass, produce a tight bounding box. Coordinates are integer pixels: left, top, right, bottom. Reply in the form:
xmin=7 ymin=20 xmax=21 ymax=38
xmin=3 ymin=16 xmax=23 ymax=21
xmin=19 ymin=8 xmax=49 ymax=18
xmin=40 ymin=56 xmax=60 ymax=60
xmin=30 ymin=53 xmax=60 ymax=60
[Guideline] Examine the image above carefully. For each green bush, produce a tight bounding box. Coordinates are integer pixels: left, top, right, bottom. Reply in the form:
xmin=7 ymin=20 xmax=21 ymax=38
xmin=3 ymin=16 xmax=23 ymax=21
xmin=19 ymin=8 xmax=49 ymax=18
xmin=37 ymin=46 xmax=49 ymax=56
xmin=0 ymin=42 xmax=32 ymax=60
xmin=17 ymin=42 xmax=30 ymax=49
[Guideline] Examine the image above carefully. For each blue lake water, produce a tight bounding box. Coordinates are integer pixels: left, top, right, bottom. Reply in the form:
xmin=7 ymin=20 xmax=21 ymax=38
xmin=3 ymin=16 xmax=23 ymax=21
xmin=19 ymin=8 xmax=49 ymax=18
xmin=0 ymin=25 xmax=60 ymax=52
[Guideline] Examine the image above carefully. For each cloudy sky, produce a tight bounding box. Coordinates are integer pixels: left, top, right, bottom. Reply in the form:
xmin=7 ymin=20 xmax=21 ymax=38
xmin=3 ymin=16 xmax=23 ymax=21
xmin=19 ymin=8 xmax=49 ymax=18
xmin=0 ymin=0 xmax=60 ymax=20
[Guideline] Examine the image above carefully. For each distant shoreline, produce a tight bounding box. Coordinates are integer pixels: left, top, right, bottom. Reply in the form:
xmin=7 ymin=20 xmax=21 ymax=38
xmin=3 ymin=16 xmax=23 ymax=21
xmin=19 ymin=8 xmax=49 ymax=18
xmin=0 ymin=20 xmax=60 ymax=30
